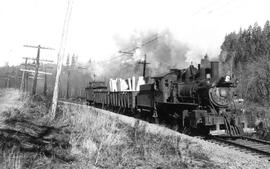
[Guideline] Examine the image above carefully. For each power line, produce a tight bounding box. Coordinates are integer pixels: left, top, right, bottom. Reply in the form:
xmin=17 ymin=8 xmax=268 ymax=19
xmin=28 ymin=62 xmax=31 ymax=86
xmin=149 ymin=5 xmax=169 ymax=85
xmin=206 ymin=0 xmax=235 ymax=15
xmin=24 ymin=45 xmax=54 ymax=50
xmin=192 ymin=0 xmax=219 ymax=16
xmin=192 ymin=0 xmax=235 ymax=16
xmin=103 ymin=34 xmax=159 ymax=63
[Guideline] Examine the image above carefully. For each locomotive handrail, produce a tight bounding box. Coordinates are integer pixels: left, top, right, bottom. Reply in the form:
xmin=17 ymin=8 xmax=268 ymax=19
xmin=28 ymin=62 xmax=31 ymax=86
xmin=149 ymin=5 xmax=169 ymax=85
xmin=157 ymin=102 xmax=198 ymax=106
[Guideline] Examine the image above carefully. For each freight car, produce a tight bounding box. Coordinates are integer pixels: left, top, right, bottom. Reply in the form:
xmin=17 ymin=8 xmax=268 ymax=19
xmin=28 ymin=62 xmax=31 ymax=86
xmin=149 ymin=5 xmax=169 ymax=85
xmin=85 ymin=60 xmax=247 ymax=136
xmin=85 ymin=81 xmax=138 ymax=114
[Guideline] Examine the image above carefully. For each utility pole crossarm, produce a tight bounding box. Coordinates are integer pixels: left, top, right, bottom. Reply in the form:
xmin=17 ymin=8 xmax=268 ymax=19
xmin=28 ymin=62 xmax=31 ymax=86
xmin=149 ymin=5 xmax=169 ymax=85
xmin=20 ymin=69 xmax=52 ymax=75
xmin=22 ymin=57 xmax=54 ymax=63
xmin=118 ymin=50 xmax=135 ymax=55
xmin=23 ymin=45 xmax=55 ymax=50
xmin=77 ymin=66 xmax=87 ymax=69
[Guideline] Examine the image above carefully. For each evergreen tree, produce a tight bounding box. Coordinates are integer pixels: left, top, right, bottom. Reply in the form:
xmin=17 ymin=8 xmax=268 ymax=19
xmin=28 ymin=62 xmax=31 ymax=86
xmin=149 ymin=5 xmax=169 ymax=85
xmin=219 ymin=20 xmax=270 ymax=105
xmin=66 ymin=54 xmax=70 ymax=66
xmin=71 ymin=54 xmax=76 ymax=67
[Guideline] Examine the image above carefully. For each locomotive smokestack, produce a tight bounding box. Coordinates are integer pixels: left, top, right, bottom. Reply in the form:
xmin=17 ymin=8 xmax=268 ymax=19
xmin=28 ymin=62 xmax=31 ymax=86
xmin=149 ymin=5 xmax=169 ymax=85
xmin=211 ymin=61 xmax=219 ymax=81
xmin=198 ymin=64 xmax=206 ymax=80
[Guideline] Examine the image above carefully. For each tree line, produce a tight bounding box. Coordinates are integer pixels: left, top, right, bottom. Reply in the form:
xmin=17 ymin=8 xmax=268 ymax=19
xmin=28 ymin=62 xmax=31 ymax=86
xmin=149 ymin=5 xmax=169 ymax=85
xmin=0 ymin=55 xmax=92 ymax=99
xmin=219 ymin=20 xmax=270 ymax=105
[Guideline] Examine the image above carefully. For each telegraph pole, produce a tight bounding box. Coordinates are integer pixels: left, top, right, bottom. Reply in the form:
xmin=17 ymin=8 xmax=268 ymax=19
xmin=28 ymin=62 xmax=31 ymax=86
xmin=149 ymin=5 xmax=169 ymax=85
xmin=6 ymin=77 xmax=10 ymax=88
xmin=51 ymin=0 xmax=73 ymax=119
xmin=66 ymin=69 xmax=70 ymax=99
xmin=66 ymin=54 xmax=70 ymax=99
xmin=138 ymin=54 xmax=150 ymax=79
xmin=20 ymin=58 xmax=28 ymax=91
xmin=25 ymin=68 xmax=29 ymax=91
xmin=43 ymin=67 xmax=48 ymax=96
xmin=119 ymin=34 xmax=157 ymax=79
xmin=20 ymin=57 xmax=53 ymax=94
xmin=24 ymin=45 xmax=54 ymax=95
xmin=6 ymin=67 xmax=10 ymax=88
xmin=33 ymin=45 xmax=41 ymax=95
xmin=41 ymin=64 xmax=53 ymax=96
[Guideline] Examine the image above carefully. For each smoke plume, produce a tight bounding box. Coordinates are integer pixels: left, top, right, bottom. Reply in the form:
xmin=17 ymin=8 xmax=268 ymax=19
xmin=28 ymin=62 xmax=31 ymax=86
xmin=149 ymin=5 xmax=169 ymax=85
xmin=87 ymin=30 xmax=192 ymax=80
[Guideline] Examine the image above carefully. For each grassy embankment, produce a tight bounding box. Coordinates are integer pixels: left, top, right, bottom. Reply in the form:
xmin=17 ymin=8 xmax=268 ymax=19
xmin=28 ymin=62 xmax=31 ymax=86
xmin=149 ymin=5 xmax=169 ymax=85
xmin=0 ymin=89 xmax=221 ymax=169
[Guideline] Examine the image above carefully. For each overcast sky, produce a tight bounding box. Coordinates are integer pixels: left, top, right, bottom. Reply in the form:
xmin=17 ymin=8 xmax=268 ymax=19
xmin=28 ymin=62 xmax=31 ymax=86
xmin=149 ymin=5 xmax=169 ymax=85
xmin=0 ymin=0 xmax=269 ymax=66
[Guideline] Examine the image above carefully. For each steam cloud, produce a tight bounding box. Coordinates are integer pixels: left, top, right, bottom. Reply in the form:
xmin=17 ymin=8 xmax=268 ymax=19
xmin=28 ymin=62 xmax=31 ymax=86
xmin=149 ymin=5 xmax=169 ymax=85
xmin=86 ymin=30 xmax=196 ymax=80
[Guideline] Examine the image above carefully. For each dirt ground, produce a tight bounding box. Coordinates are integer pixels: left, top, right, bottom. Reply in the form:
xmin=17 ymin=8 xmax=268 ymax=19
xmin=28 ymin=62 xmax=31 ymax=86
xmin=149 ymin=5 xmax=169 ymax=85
xmin=0 ymin=89 xmax=24 ymax=111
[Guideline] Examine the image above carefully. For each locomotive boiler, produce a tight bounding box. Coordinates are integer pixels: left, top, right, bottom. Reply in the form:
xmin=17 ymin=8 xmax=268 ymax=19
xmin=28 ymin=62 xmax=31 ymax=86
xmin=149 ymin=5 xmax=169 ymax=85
xmin=136 ymin=61 xmax=246 ymax=135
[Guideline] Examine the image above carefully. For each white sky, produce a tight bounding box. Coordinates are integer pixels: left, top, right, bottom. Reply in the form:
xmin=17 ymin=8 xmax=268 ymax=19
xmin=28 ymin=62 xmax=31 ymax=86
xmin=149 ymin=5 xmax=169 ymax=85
xmin=0 ymin=0 xmax=269 ymax=66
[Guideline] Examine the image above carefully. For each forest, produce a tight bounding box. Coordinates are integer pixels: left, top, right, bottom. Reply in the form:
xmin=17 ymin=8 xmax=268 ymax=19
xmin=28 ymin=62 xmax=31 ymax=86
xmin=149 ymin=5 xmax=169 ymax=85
xmin=219 ymin=20 xmax=270 ymax=106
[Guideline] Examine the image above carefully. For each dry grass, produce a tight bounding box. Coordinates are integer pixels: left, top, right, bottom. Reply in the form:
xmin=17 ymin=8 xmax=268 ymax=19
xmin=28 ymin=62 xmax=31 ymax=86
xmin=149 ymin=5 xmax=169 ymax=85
xmin=63 ymin=104 xmax=221 ymax=169
xmin=0 ymin=89 xmax=74 ymax=169
xmin=0 ymin=89 xmax=220 ymax=169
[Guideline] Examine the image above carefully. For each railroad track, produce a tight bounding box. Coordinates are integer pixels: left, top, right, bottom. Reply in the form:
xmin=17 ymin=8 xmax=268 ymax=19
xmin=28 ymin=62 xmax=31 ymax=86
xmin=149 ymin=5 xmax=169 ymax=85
xmin=60 ymin=99 xmax=270 ymax=160
xmin=205 ymin=135 xmax=270 ymax=160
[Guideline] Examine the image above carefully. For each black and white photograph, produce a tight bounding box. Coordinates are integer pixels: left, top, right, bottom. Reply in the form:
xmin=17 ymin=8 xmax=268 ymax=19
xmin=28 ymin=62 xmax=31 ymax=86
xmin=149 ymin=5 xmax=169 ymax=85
xmin=0 ymin=0 xmax=269 ymax=168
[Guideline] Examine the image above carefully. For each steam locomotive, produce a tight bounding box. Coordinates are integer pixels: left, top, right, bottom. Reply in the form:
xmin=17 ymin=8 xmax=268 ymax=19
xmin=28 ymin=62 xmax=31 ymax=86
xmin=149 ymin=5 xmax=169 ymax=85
xmin=85 ymin=58 xmax=247 ymax=136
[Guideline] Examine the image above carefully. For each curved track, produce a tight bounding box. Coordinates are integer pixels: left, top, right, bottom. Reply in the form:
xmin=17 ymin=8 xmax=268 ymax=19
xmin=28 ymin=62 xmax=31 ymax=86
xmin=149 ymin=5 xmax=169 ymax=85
xmin=206 ymin=135 xmax=270 ymax=160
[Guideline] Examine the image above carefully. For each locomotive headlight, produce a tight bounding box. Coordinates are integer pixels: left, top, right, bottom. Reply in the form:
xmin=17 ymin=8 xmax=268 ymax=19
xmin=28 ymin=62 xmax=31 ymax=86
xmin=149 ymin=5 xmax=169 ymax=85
xmin=209 ymin=87 xmax=230 ymax=108
xmin=219 ymin=88 xmax=227 ymax=97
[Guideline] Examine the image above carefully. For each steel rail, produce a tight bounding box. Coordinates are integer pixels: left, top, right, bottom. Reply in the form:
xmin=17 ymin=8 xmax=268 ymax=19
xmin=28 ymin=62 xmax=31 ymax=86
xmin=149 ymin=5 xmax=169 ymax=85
xmin=209 ymin=135 xmax=270 ymax=157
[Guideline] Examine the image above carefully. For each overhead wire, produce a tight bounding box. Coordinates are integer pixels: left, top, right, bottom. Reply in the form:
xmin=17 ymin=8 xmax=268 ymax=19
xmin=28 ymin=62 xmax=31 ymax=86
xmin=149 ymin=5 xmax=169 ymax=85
xmin=206 ymin=0 xmax=235 ymax=15
xmin=101 ymin=0 xmax=237 ymax=64
xmin=192 ymin=0 xmax=219 ymax=16
xmin=192 ymin=0 xmax=236 ymax=16
xmin=102 ymin=34 xmax=159 ymax=63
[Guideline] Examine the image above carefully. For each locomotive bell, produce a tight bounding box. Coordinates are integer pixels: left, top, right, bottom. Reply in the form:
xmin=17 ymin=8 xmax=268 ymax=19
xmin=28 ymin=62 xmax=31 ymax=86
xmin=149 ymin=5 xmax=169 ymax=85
xmin=225 ymin=75 xmax=231 ymax=82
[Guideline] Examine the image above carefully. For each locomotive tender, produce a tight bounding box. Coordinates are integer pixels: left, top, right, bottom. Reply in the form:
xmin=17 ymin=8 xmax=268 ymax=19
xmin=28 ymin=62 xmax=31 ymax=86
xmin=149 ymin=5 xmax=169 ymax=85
xmin=85 ymin=58 xmax=247 ymax=136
